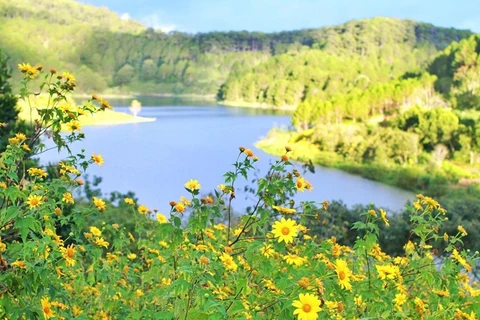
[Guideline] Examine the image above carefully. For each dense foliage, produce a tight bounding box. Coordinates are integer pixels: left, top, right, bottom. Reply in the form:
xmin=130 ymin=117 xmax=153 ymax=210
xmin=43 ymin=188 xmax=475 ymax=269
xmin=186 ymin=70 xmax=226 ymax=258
xmin=219 ymin=18 xmax=471 ymax=107
xmin=0 ymin=0 xmax=472 ymax=96
xmin=1 ymin=68 xmax=480 ymax=320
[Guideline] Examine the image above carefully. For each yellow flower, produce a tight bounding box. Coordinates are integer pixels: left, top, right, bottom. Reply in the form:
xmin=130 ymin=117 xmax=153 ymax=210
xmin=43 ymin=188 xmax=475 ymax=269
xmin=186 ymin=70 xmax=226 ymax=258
xmin=180 ymin=196 xmax=192 ymax=206
xmin=200 ymin=256 xmax=210 ymax=265
xmin=334 ymin=259 xmax=352 ymax=291
xmin=283 ymin=254 xmax=307 ymax=266
xmin=127 ymin=253 xmax=137 ymax=260
xmin=393 ymin=292 xmax=407 ymax=309
xmin=8 ymin=137 xmax=20 ymax=145
xmin=62 ymin=71 xmax=76 ymax=82
xmin=18 ymin=63 xmax=33 ymax=73
xmin=0 ymin=182 xmax=6 ymax=189
xmin=404 ymin=241 xmax=415 ymax=255
xmin=380 ymin=209 xmax=389 ymax=226
xmin=60 ymin=244 xmax=76 ymax=267
xmin=271 ymin=218 xmax=298 ymax=244
xmin=22 ymin=144 xmax=31 ymax=152
xmin=175 ymin=202 xmax=185 ymax=213
xmin=18 ymin=63 xmax=40 ymax=78
xmin=184 ymin=179 xmax=201 ymax=191
xmin=354 ymin=295 xmax=363 ymax=307
xmin=90 ymin=226 xmax=102 ymax=237
xmin=272 ymin=205 xmax=296 ymax=214
xmin=296 ymin=177 xmax=306 ymax=192
xmin=27 ymin=167 xmax=48 ymax=179
xmin=59 ymin=104 xmax=72 ymax=113
xmin=292 ymin=293 xmax=321 ymax=320
xmin=73 ymin=305 xmax=82 ymax=316
xmin=219 ymin=253 xmax=238 ymax=272
xmin=62 ymin=192 xmax=74 ymax=204
xmin=100 ymin=98 xmax=113 ymax=110
xmin=91 ymin=153 xmax=104 ymax=166
xmin=26 ymin=194 xmax=43 ymax=209
xmin=41 ymin=297 xmax=55 ymax=319
xmin=10 ymin=260 xmax=27 ymax=269
xmin=66 ymin=120 xmax=82 ymax=132
xmin=433 ymin=289 xmax=450 ymax=297
xmin=261 ymin=244 xmax=275 ymax=258
xmin=244 ymin=148 xmax=254 ymax=158
xmin=138 ymin=205 xmax=149 ymax=214
xmin=156 ymin=213 xmax=168 ymax=224
xmin=15 ymin=133 xmax=26 ymax=141
xmin=124 ymin=197 xmax=134 ymax=205
xmin=376 ymin=264 xmax=400 ymax=280
xmin=92 ymin=197 xmax=106 ymax=212
xmin=458 ymin=225 xmax=468 ymax=236
xmin=94 ymin=237 xmax=109 ymax=248
xmin=452 ymin=248 xmax=472 ymax=272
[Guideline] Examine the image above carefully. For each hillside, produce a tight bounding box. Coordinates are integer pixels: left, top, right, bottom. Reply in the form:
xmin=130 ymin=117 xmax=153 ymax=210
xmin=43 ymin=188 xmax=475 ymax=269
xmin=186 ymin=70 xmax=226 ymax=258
xmin=0 ymin=0 xmax=144 ymax=88
xmin=219 ymin=18 xmax=472 ymax=108
xmin=0 ymin=0 xmax=473 ymax=97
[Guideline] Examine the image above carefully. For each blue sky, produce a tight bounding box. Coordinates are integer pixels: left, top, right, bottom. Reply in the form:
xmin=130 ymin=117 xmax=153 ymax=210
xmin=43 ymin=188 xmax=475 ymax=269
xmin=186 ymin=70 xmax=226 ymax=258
xmin=80 ymin=0 xmax=480 ymax=33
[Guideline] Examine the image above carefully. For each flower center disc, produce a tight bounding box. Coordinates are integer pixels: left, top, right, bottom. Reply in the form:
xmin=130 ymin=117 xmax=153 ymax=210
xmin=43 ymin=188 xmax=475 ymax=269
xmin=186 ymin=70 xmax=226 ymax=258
xmin=339 ymin=271 xmax=346 ymax=280
xmin=281 ymin=227 xmax=290 ymax=235
xmin=302 ymin=303 xmax=311 ymax=312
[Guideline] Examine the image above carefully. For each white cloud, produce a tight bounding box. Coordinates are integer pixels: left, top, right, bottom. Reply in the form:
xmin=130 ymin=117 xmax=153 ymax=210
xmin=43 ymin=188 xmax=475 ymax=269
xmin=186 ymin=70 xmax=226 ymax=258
xmin=141 ymin=13 xmax=177 ymax=33
xmin=120 ymin=13 xmax=131 ymax=21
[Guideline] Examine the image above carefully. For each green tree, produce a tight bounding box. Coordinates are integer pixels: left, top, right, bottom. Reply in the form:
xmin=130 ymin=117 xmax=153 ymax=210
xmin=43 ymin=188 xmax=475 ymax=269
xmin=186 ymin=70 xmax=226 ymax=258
xmin=0 ymin=50 xmax=19 ymax=152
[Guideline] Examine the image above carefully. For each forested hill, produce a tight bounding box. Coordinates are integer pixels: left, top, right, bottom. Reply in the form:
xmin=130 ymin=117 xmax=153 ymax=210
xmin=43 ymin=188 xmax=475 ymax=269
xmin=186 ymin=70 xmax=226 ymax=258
xmin=0 ymin=0 xmax=473 ymax=96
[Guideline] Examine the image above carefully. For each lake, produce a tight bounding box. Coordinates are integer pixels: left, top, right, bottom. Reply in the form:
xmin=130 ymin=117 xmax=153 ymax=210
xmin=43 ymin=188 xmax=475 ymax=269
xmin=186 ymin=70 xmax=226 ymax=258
xmin=39 ymin=100 xmax=414 ymax=214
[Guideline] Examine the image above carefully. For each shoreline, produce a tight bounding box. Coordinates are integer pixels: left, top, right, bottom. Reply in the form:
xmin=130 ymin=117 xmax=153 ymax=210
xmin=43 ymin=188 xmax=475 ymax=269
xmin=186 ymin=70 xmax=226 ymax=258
xmin=72 ymin=93 xmax=217 ymax=101
xmin=254 ymin=133 xmax=480 ymax=202
xmin=220 ymin=100 xmax=296 ymax=111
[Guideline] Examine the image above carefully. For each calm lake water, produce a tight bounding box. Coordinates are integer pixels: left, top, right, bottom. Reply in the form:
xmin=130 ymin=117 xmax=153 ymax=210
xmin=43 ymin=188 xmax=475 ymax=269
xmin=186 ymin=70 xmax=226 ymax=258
xmin=39 ymin=100 xmax=414 ymax=214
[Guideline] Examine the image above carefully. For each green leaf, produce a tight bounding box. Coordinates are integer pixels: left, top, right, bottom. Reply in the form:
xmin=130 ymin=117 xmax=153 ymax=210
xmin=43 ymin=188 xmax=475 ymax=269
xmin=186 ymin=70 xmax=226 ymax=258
xmin=1 ymin=205 xmax=19 ymax=225
xmin=186 ymin=310 xmax=210 ymax=320
xmin=14 ymin=216 xmax=41 ymax=242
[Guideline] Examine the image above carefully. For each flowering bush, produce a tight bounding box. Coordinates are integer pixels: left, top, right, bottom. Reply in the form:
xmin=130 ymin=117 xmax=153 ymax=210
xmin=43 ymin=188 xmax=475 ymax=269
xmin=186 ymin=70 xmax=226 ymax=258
xmin=0 ymin=66 xmax=479 ymax=319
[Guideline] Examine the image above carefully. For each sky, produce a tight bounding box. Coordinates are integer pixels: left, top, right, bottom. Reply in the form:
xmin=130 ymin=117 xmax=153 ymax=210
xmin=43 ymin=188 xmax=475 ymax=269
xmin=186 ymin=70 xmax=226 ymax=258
xmin=79 ymin=0 xmax=480 ymax=34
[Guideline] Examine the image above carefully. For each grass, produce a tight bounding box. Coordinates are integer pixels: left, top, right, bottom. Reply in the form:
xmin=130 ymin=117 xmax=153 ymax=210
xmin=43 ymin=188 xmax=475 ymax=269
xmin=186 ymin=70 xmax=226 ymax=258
xmin=17 ymin=95 xmax=156 ymax=128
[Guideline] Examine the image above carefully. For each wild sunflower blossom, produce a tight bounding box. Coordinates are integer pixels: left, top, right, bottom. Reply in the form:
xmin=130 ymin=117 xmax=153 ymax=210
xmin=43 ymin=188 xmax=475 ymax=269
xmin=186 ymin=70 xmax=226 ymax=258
xmin=66 ymin=120 xmax=82 ymax=132
xmin=89 ymin=226 xmax=102 ymax=237
xmin=41 ymin=296 xmax=55 ymax=319
xmin=380 ymin=209 xmax=389 ymax=226
xmin=27 ymin=167 xmax=47 ymax=179
xmin=60 ymin=244 xmax=76 ymax=267
xmin=138 ymin=205 xmax=149 ymax=214
xmin=272 ymin=205 xmax=296 ymax=214
xmin=283 ymin=254 xmax=307 ymax=266
xmin=184 ymin=179 xmax=201 ymax=191
xmin=156 ymin=213 xmax=168 ymax=223
xmin=334 ymin=259 xmax=353 ymax=291
xmin=261 ymin=244 xmax=275 ymax=258
xmin=91 ymin=153 xmax=104 ymax=166
xmin=62 ymin=71 xmax=76 ymax=82
xmin=124 ymin=197 xmax=134 ymax=205
xmin=26 ymin=194 xmax=43 ymax=209
xmin=292 ymin=293 xmax=322 ymax=320
xmin=219 ymin=253 xmax=238 ymax=272
xmin=92 ymin=197 xmax=106 ymax=212
xmin=62 ymin=192 xmax=74 ymax=204
xmin=271 ymin=218 xmax=298 ymax=244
